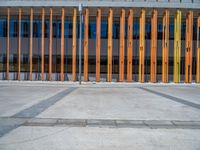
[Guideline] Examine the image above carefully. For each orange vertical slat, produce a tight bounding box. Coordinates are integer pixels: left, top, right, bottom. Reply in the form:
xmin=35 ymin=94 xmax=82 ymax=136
xmin=185 ymin=11 xmax=193 ymax=83
xmin=30 ymin=8 xmax=33 ymax=80
xmin=60 ymin=8 xmax=65 ymax=81
xmin=119 ymin=9 xmax=125 ymax=82
xmin=127 ymin=9 xmax=133 ymax=82
xmin=197 ymin=15 xmax=200 ymax=83
xmin=41 ymin=8 xmax=45 ymax=80
xmin=6 ymin=8 xmax=10 ymax=80
xmin=107 ymin=8 xmax=113 ymax=82
xmin=96 ymin=8 xmax=101 ymax=82
xmin=139 ymin=9 xmax=145 ymax=83
xmin=18 ymin=8 xmax=21 ymax=80
xmin=162 ymin=10 xmax=169 ymax=83
xmin=150 ymin=9 xmax=157 ymax=83
xmin=84 ymin=8 xmax=89 ymax=81
xmin=49 ymin=8 xmax=52 ymax=81
xmin=72 ymin=8 xmax=77 ymax=81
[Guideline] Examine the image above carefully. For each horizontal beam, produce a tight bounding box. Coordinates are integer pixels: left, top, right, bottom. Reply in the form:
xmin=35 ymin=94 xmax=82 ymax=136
xmin=0 ymin=1 xmax=200 ymax=9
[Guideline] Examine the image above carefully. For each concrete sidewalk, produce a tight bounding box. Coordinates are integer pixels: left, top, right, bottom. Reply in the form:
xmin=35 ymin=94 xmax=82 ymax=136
xmin=0 ymin=81 xmax=199 ymax=150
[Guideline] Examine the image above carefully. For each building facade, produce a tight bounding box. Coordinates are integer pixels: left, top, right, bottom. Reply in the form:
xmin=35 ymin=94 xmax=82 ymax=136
xmin=0 ymin=0 xmax=199 ymax=82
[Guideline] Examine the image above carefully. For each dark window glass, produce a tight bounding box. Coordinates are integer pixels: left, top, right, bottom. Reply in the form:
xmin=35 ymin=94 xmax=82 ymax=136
xmin=44 ymin=21 xmax=49 ymax=38
xmin=193 ymin=21 xmax=197 ymax=41
xmin=113 ymin=22 xmax=119 ymax=39
xmin=10 ymin=20 xmax=18 ymax=37
xmin=33 ymin=22 xmax=38 ymax=37
xmin=133 ymin=22 xmax=139 ymax=39
xmin=169 ymin=24 xmax=174 ymax=40
xmin=58 ymin=22 xmax=61 ymax=38
xmin=181 ymin=23 xmax=186 ymax=40
xmin=22 ymin=21 xmax=29 ymax=37
xmin=158 ymin=23 xmax=162 ymax=40
xmin=3 ymin=20 xmax=7 ymax=37
xmin=53 ymin=22 xmax=57 ymax=38
xmin=145 ymin=23 xmax=151 ymax=39
xmin=68 ymin=22 xmax=72 ymax=38
xmin=0 ymin=19 xmax=3 ymax=37
xmin=89 ymin=22 xmax=96 ymax=39
xmin=101 ymin=21 xmax=107 ymax=39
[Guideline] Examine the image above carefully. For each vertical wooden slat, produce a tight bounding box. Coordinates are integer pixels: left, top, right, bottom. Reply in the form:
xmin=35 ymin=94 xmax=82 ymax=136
xmin=6 ymin=8 xmax=10 ymax=80
xmin=119 ymin=8 xmax=125 ymax=82
xmin=72 ymin=8 xmax=77 ymax=81
xmin=150 ymin=9 xmax=157 ymax=83
xmin=41 ymin=8 xmax=45 ymax=80
xmin=174 ymin=10 xmax=181 ymax=83
xmin=84 ymin=8 xmax=89 ymax=81
xmin=127 ymin=9 xmax=133 ymax=82
xmin=49 ymin=8 xmax=52 ymax=81
xmin=29 ymin=8 xmax=33 ymax=80
xmin=96 ymin=8 xmax=101 ymax=82
xmin=185 ymin=11 xmax=193 ymax=83
xmin=139 ymin=9 xmax=145 ymax=83
xmin=197 ymin=15 xmax=200 ymax=83
xmin=107 ymin=8 xmax=113 ymax=82
xmin=18 ymin=8 xmax=21 ymax=80
xmin=60 ymin=8 xmax=65 ymax=81
xmin=162 ymin=9 xmax=169 ymax=83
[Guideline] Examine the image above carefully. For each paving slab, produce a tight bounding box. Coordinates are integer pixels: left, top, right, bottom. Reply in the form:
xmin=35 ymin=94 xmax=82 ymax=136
xmin=37 ymin=87 xmax=200 ymax=121
xmin=0 ymin=126 xmax=200 ymax=150
xmin=0 ymin=86 xmax=65 ymax=117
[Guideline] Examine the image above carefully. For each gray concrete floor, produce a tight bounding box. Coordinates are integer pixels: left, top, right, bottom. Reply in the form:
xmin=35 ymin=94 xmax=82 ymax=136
xmin=0 ymin=81 xmax=200 ymax=150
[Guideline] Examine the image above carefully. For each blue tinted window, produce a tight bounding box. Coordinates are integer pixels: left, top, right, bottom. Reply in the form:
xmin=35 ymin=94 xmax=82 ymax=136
xmin=21 ymin=20 xmax=29 ymax=37
xmin=0 ymin=19 xmax=6 ymax=37
xmin=169 ymin=24 xmax=174 ymax=40
xmin=44 ymin=21 xmax=49 ymax=38
xmin=33 ymin=20 xmax=41 ymax=38
xmin=158 ymin=23 xmax=162 ymax=40
xmin=89 ymin=22 xmax=96 ymax=39
xmin=145 ymin=23 xmax=151 ymax=39
xmin=133 ymin=22 xmax=139 ymax=39
xmin=113 ymin=22 xmax=119 ymax=39
xmin=10 ymin=20 xmax=18 ymax=37
xmin=101 ymin=21 xmax=107 ymax=39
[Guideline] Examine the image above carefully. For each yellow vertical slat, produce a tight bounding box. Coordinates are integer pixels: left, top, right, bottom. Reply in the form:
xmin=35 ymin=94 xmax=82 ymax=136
xmin=174 ymin=10 xmax=181 ymax=83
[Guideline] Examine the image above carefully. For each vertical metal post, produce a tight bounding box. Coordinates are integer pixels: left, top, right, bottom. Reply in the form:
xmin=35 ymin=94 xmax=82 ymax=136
xmin=79 ymin=4 xmax=83 ymax=85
